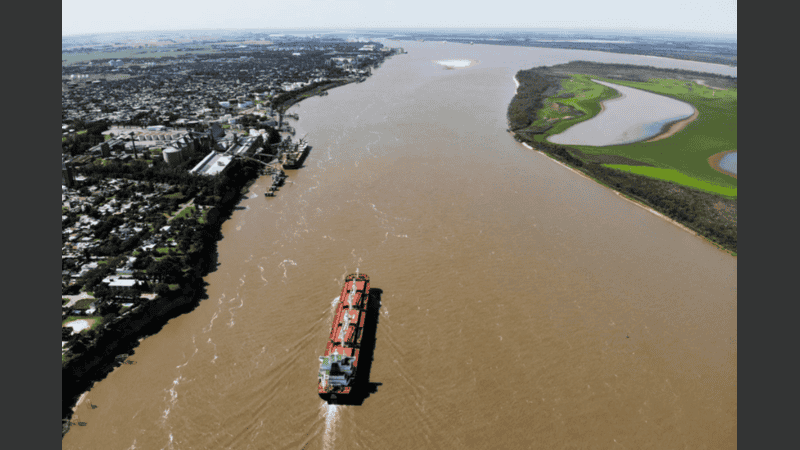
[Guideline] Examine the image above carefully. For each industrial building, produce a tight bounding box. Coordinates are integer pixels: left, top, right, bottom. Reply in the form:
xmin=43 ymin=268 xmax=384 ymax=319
xmin=163 ymin=146 xmax=183 ymax=166
xmin=189 ymin=134 xmax=262 ymax=176
xmin=189 ymin=152 xmax=234 ymax=176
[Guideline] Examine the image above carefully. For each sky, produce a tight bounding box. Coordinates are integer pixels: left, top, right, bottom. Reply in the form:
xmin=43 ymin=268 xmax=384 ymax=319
xmin=62 ymin=0 xmax=737 ymax=37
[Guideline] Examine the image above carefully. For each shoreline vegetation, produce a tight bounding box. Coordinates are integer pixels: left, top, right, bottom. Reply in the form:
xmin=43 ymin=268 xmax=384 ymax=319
xmin=507 ymin=61 xmax=736 ymax=253
xmin=62 ymin=158 xmax=260 ymax=437
xmin=271 ymin=78 xmax=356 ymax=113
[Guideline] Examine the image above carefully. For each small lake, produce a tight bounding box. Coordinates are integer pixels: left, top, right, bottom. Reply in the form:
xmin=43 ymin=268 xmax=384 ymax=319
xmin=719 ymin=152 xmax=737 ymax=174
xmin=548 ymin=79 xmax=695 ymax=146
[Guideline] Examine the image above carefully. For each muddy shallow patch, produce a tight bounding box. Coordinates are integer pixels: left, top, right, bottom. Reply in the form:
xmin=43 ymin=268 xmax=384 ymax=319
xmin=434 ymin=59 xmax=478 ymax=69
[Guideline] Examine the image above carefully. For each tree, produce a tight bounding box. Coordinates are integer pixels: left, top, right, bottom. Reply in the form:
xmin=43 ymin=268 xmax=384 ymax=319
xmin=70 ymin=338 xmax=88 ymax=355
xmin=98 ymin=301 xmax=121 ymax=317
xmin=154 ymin=283 xmax=171 ymax=298
xmin=148 ymin=256 xmax=182 ymax=284
xmin=93 ymin=284 xmax=112 ymax=302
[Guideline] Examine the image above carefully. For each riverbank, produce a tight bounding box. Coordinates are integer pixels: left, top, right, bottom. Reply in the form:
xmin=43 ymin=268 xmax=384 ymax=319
xmin=509 ymin=62 xmax=737 ymax=253
xmin=63 ymin=288 xmax=203 ymax=437
xmin=708 ymin=150 xmax=737 ymax=178
xmin=521 ymin=141 xmax=699 ymax=237
xmin=61 ymin=65 xmax=372 ymax=437
xmin=272 ymin=79 xmax=355 ymax=113
xmin=62 ymin=159 xmax=264 ymax=438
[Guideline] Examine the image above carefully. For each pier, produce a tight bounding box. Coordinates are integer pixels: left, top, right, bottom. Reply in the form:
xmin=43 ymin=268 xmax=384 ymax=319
xmin=230 ymin=136 xmax=310 ymax=198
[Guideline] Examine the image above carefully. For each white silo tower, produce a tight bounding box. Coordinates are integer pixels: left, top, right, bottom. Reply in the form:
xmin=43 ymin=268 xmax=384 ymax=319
xmin=163 ymin=146 xmax=183 ymax=166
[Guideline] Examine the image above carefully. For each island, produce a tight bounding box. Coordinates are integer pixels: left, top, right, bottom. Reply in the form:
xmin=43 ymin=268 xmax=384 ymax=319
xmin=507 ymin=61 xmax=737 ymax=253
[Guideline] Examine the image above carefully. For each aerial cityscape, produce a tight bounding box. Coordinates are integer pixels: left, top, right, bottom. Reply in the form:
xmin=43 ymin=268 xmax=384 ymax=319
xmin=63 ymin=1 xmax=736 ymax=448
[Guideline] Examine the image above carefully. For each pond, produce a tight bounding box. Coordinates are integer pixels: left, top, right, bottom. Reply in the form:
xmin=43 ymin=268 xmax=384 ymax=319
xmin=719 ymin=151 xmax=737 ymax=174
xmin=548 ymin=79 xmax=696 ymax=146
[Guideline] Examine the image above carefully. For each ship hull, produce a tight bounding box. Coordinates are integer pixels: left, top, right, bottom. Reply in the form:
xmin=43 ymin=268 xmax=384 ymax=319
xmin=318 ymin=273 xmax=370 ymax=401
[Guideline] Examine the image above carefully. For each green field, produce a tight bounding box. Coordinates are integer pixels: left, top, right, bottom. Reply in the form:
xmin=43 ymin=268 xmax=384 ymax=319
xmin=62 ymin=47 xmax=217 ymax=65
xmin=534 ymin=76 xmax=737 ymax=198
xmin=605 ymin=165 xmax=737 ymax=197
xmin=73 ymin=298 xmax=96 ymax=310
xmin=526 ymin=74 xmax=620 ymax=134
xmin=172 ymin=205 xmax=207 ymax=224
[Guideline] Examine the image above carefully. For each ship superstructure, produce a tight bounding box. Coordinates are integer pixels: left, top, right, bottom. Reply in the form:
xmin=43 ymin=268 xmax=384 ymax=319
xmin=318 ymin=271 xmax=370 ymax=399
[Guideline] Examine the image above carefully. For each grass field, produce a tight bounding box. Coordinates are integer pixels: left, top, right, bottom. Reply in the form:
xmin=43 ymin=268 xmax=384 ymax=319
xmin=534 ymin=76 xmax=737 ymax=197
xmin=526 ymin=74 xmax=620 ymax=134
xmin=605 ymin=165 xmax=737 ymax=197
xmin=173 ymin=205 xmax=195 ymax=220
xmin=73 ymin=298 xmax=96 ymax=310
xmin=62 ymin=47 xmax=217 ymax=65
xmin=172 ymin=205 xmax=207 ymax=224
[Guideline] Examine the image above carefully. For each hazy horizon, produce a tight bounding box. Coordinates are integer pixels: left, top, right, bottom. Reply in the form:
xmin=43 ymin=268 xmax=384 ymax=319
xmin=62 ymin=0 xmax=737 ymax=37
xmin=62 ymin=27 xmax=737 ymax=40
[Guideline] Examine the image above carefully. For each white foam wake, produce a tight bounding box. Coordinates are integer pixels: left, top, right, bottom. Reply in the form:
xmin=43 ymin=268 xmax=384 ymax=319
xmin=321 ymin=402 xmax=339 ymax=450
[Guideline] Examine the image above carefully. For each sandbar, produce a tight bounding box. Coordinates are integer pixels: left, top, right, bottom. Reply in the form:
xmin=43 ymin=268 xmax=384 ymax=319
xmin=646 ymin=107 xmax=699 ymax=142
xmin=708 ymin=150 xmax=737 ymax=179
xmin=434 ymin=59 xmax=478 ymax=69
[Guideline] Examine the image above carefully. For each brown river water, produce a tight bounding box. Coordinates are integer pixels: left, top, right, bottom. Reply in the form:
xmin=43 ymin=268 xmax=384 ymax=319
xmin=63 ymin=42 xmax=737 ymax=449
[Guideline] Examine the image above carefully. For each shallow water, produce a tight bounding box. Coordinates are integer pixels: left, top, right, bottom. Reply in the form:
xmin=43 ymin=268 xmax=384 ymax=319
xmin=720 ymin=152 xmax=737 ymax=174
xmin=435 ymin=59 xmax=472 ymax=67
xmin=63 ymin=41 xmax=736 ymax=450
xmin=548 ymin=79 xmax=696 ymax=146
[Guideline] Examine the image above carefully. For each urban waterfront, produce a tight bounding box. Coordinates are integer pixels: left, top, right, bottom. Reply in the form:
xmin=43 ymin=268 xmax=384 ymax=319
xmin=63 ymin=40 xmax=737 ymax=449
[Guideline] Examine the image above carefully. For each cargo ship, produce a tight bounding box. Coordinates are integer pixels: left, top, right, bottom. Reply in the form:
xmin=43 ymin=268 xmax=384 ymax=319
xmin=318 ymin=271 xmax=370 ymax=401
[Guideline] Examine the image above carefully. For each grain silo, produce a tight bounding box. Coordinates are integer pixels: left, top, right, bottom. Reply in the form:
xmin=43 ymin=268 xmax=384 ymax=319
xmin=163 ymin=146 xmax=183 ymax=166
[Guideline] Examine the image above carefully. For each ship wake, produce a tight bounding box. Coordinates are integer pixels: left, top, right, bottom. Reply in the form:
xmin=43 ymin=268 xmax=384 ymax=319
xmin=320 ymin=402 xmax=339 ymax=450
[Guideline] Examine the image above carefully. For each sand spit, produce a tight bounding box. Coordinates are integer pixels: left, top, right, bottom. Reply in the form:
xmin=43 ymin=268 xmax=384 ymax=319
xmin=646 ymin=107 xmax=699 ymax=142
